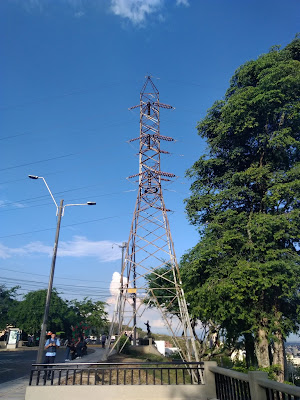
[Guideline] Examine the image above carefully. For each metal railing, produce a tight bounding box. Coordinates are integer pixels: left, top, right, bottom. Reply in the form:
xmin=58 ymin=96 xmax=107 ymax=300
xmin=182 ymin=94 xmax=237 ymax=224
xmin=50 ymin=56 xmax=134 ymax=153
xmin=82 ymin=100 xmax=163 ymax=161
xmin=215 ymin=372 xmax=251 ymax=400
xmin=29 ymin=361 xmax=204 ymax=386
xmin=257 ymin=376 xmax=300 ymax=400
xmin=209 ymin=366 xmax=300 ymax=400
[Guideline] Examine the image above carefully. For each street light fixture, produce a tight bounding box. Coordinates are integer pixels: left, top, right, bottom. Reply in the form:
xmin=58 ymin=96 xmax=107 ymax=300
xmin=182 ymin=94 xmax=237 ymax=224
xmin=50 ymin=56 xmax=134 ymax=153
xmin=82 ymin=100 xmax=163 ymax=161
xmin=28 ymin=175 xmax=96 ymax=364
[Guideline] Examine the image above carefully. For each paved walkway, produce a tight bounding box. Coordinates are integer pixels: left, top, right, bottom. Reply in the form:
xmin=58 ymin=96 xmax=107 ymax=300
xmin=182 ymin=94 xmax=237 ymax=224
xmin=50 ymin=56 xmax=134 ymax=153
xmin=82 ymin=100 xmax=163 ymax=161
xmin=0 ymin=347 xmax=107 ymax=400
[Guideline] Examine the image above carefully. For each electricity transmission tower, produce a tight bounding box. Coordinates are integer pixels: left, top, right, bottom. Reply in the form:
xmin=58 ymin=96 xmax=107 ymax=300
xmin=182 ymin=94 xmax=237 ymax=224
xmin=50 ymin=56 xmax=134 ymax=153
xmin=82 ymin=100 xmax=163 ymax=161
xmin=107 ymin=76 xmax=199 ymax=365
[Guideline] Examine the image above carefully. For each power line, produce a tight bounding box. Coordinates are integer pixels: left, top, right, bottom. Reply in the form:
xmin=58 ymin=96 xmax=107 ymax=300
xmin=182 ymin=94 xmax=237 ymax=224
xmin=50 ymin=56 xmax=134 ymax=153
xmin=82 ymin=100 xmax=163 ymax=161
xmin=0 ymin=277 xmax=111 ymax=292
xmin=0 ymin=80 xmax=131 ymax=111
xmin=0 ymin=170 xmax=64 ymax=185
xmin=0 ymin=124 xmax=133 ymax=173
xmin=0 ymin=152 xmax=77 ymax=172
xmin=0 ymin=189 xmax=136 ymax=213
xmin=0 ymin=215 xmax=119 ymax=238
xmin=1 ymin=186 xmax=135 ymax=208
xmin=0 ymin=132 xmax=31 ymax=141
xmin=1 ymin=267 xmax=112 ymax=284
xmin=0 ymin=117 xmax=136 ymax=155
xmin=2 ymin=285 xmax=110 ymax=300
xmin=1 ymin=183 xmax=104 ymax=207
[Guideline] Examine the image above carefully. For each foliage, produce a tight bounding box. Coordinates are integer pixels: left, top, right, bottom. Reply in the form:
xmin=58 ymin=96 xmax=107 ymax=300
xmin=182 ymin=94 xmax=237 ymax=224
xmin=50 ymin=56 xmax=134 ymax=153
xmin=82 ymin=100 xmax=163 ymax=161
xmin=144 ymin=265 xmax=180 ymax=316
xmin=125 ymin=348 xmax=166 ymax=362
xmin=0 ymin=285 xmax=19 ymax=330
xmin=183 ymin=37 xmax=300 ymax=375
xmin=167 ymin=351 xmax=181 ymax=360
xmin=3 ymin=287 xmax=109 ymax=342
xmin=119 ymin=334 xmax=131 ymax=354
xmin=70 ymin=297 xmax=108 ymax=336
xmin=10 ymin=289 xmax=75 ymax=335
xmin=232 ymin=363 xmax=281 ymax=381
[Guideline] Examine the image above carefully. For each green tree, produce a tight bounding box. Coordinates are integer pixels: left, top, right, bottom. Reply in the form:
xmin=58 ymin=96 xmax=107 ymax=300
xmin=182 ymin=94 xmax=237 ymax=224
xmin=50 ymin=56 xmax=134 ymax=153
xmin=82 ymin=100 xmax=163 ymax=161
xmin=144 ymin=265 xmax=180 ymax=315
xmin=70 ymin=297 xmax=108 ymax=336
xmin=10 ymin=289 xmax=76 ymax=336
xmin=183 ymin=37 xmax=300 ymax=382
xmin=0 ymin=285 xmax=19 ymax=330
xmin=145 ymin=265 xmax=225 ymax=358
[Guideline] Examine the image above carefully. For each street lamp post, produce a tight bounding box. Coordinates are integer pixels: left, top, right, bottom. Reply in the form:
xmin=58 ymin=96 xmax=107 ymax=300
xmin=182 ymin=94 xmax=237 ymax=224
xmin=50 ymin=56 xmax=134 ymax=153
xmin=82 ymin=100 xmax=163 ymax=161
xmin=28 ymin=175 xmax=96 ymax=364
xmin=36 ymin=198 xmax=63 ymax=365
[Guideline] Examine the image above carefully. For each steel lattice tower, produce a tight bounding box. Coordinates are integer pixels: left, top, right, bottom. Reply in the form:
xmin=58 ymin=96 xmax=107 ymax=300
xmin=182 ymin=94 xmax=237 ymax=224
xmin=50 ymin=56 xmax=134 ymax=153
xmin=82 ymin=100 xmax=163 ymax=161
xmin=107 ymin=76 xmax=199 ymax=365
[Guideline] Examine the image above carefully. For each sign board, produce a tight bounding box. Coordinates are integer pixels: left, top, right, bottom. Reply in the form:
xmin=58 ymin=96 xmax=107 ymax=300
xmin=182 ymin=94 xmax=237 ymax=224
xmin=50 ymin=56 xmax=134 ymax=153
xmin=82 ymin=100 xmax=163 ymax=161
xmin=8 ymin=329 xmax=19 ymax=345
xmin=127 ymin=288 xmax=137 ymax=294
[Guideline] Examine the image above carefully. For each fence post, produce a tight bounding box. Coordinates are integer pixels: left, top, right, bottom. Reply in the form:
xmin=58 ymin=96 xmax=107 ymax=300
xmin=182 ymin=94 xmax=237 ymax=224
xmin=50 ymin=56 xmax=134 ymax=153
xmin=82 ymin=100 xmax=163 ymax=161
xmin=203 ymin=361 xmax=217 ymax=399
xmin=248 ymin=371 xmax=268 ymax=400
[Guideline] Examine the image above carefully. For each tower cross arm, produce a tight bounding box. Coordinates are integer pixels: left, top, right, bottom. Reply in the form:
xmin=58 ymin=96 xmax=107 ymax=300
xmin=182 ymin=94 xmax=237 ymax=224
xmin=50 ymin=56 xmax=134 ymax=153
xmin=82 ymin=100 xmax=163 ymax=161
xmin=153 ymin=101 xmax=174 ymax=110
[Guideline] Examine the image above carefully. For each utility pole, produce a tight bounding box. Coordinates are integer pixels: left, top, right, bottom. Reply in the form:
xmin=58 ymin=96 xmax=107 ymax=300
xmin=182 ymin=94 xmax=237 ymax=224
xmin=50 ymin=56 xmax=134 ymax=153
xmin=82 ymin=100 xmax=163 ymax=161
xmin=36 ymin=199 xmax=63 ymax=364
xmin=107 ymin=77 xmax=200 ymax=372
xmin=118 ymin=242 xmax=127 ymax=335
xmin=28 ymin=175 xmax=96 ymax=364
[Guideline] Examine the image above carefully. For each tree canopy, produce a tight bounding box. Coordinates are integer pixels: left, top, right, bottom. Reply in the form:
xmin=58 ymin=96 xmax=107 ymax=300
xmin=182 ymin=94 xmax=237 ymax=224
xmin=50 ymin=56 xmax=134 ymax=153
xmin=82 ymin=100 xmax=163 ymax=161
xmin=10 ymin=289 xmax=75 ymax=335
xmin=182 ymin=37 xmax=300 ymax=381
xmin=2 ymin=286 xmax=108 ymax=340
xmin=0 ymin=285 xmax=19 ymax=330
xmin=70 ymin=297 xmax=108 ymax=336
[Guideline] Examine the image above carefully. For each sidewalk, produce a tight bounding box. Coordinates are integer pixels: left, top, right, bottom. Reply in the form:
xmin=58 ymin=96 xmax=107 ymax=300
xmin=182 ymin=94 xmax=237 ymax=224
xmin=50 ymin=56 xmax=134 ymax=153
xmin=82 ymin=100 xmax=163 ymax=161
xmin=0 ymin=347 xmax=107 ymax=400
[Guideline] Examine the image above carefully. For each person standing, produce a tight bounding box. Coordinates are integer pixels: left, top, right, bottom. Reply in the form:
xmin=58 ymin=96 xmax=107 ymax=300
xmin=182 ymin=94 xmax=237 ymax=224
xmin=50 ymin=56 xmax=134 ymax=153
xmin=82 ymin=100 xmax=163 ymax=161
xmin=101 ymin=334 xmax=106 ymax=349
xmin=75 ymin=336 xmax=84 ymax=359
xmin=44 ymin=332 xmax=60 ymax=379
xmin=64 ymin=337 xmax=72 ymax=361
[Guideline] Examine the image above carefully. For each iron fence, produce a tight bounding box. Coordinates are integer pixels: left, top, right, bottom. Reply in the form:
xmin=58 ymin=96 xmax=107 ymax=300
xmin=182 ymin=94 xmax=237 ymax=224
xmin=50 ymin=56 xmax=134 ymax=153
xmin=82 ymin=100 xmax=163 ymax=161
xmin=29 ymin=361 xmax=204 ymax=386
xmin=210 ymin=366 xmax=300 ymax=400
xmin=265 ymin=388 xmax=300 ymax=400
xmin=215 ymin=372 xmax=251 ymax=400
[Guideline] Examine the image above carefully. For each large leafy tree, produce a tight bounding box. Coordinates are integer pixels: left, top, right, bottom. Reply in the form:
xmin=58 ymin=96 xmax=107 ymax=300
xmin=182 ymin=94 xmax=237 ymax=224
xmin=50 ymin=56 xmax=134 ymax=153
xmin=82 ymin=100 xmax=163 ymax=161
xmin=70 ymin=297 xmax=108 ymax=336
xmin=0 ymin=285 xmax=19 ymax=330
xmin=183 ymin=37 xmax=300 ymax=381
xmin=10 ymin=289 xmax=76 ymax=336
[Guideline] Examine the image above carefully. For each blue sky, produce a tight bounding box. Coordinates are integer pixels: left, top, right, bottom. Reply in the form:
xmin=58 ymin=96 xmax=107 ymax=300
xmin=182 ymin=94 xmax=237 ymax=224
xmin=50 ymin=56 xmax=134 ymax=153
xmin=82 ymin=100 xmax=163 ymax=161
xmin=1 ymin=0 xmax=299 ymax=337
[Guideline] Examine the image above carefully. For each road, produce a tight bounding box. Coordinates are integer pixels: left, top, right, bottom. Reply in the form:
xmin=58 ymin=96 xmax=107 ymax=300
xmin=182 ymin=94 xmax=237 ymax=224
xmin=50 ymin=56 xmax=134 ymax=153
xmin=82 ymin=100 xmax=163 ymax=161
xmin=0 ymin=347 xmax=66 ymax=385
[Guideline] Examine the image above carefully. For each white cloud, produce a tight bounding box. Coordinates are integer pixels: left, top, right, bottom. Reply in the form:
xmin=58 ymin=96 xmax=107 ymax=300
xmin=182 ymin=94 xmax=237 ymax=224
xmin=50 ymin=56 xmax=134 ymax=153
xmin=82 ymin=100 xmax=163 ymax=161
xmin=176 ymin=0 xmax=189 ymax=6
xmin=15 ymin=0 xmax=189 ymax=23
xmin=14 ymin=0 xmax=88 ymax=17
xmin=0 ymin=237 xmax=123 ymax=262
xmin=109 ymin=271 xmax=122 ymax=296
xmin=107 ymin=271 xmax=128 ymax=305
xmin=57 ymin=237 xmax=121 ymax=261
xmin=0 ymin=244 xmax=11 ymax=259
xmin=74 ymin=10 xmax=85 ymax=18
xmin=110 ymin=0 xmax=163 ymax=24
xmin=105 ymin=272 xmax=179 ymax=335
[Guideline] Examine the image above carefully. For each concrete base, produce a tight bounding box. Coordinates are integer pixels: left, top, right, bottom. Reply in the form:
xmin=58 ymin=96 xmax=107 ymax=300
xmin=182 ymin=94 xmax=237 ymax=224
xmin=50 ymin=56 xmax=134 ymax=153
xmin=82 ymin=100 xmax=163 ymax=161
xmin=26 ymin=385 xmax=213 ymax=400
xmin=131 ymin=345 xmax=162 ymax=356
xmin=6 ymin=343 xmax=17 ymax=349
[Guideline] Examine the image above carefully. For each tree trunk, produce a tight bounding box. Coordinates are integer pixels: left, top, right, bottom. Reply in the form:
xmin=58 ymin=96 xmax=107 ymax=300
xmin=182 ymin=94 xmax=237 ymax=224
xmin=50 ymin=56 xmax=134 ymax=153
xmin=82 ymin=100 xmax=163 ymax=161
xmin=255 ymin=327 xmax=270 ymax=368
xmin=244 ymin=333 xmax=257 ymax=368
xmin=272 ymin=330 xmax=285 ymax=382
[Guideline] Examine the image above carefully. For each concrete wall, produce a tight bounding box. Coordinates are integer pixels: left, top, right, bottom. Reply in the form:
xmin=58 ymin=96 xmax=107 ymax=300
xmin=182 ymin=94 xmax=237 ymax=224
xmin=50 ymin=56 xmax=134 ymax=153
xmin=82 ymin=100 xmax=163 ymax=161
xmin=155 ymin=340 xmax=166 ymax=356
xmin=26 ymin=385 xmax=214 ymax=400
